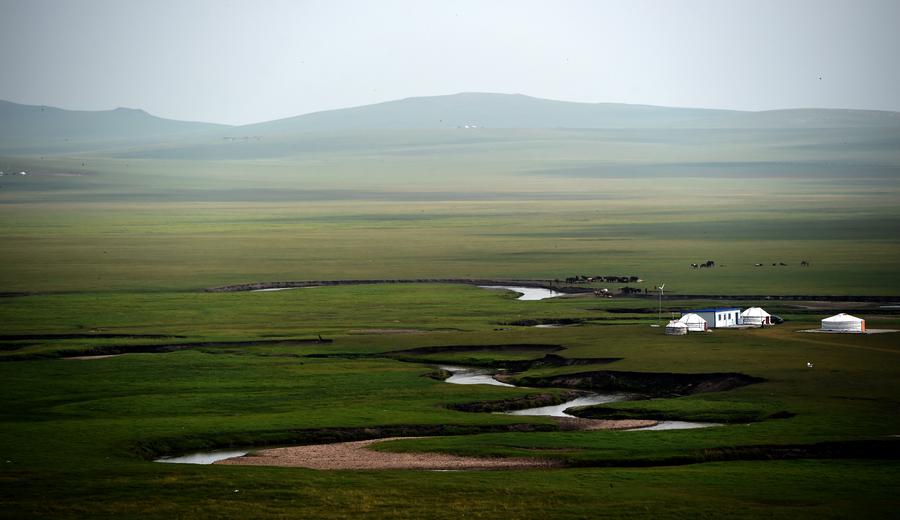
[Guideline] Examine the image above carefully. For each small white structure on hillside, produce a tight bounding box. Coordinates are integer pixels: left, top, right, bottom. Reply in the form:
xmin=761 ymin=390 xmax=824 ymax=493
xmin=665 ymin=320 xmax=689 ymax=335
xmin=687 ymin=307 xmax=741 ymax=328
xmin=740 ymin=307 xmax=772 ymax=326
xmin=678 ymin=313 xmax=708 ymax=332
xmin=821 ymin=313 xmax=865 ymax=333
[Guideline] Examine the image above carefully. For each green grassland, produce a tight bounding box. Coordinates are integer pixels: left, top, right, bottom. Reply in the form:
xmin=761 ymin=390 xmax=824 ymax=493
xmin=2 ymin=122 xmax=899 ymax=517
xmin=1 ymin=143 xmax=899 ymax=294
xmin=1 ymin=286 xmax=899 ymax=518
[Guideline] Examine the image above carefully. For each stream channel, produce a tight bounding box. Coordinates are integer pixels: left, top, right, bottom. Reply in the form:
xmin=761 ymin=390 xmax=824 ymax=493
xmin=478 ymin=286 xmax=563 ymax=301
xmin=438 ymin=365 xmax=721 ymax=429
xmin=156 ymin=365 xmax=720 ymax=464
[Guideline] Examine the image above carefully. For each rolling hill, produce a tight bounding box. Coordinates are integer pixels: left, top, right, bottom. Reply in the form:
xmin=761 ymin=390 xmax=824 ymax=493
xmin=0 ymin=100 xmax=230 ymax=154
xmin=2 ymin=93 xmax=899 ymax=158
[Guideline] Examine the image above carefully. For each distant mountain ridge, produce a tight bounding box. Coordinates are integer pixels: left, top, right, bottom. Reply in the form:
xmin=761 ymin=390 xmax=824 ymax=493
xmin=238 ymin=92 xmax=900 ymax=134
xmin=0 ymin=100 xmax=229 ymax=153
xmin=2 ymin=93 xmax=899 ymax=154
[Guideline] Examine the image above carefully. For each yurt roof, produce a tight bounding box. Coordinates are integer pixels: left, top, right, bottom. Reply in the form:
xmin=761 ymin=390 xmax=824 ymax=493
xmin=678 ymin=313 xmax=708 ymax=324
xmin=666 ymin=320 xmax=687 ymax=328
xmin=741 ymin=307 xmax=771 ymax=317
xmin=822 ymin=313 xmax=863 ymax=322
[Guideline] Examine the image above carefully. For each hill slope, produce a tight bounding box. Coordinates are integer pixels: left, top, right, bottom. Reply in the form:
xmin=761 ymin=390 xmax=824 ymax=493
xmin=3 ymin=93 xmax=899 ymax=157
xmin=0 ymin=100 xmax=230 ymax=153
xmin=237 ymin=92 xmax=736 ymax=133
xmin=237 ymin=92 xmax=900 ymax=135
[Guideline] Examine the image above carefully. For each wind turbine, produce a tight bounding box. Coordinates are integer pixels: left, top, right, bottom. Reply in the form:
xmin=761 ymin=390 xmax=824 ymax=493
xmin=656 ymin=283 xmax=665 ymax=322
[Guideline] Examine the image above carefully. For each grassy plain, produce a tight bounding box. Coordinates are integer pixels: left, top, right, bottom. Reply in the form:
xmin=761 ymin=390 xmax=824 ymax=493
xmin=1 ymin=125 xmax=899 ymax=517
xmin=1 ymin=286 xmax=899 ymax=518
xmin=1 ymin=167 xmax=899 ymax=294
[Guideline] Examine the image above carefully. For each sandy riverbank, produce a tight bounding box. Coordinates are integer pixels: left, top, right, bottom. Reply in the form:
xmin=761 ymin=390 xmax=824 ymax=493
xmin=216 ymin=437 xmax=559 ymax=470
xmin=216 ymin=419 xmax=656 ymax=470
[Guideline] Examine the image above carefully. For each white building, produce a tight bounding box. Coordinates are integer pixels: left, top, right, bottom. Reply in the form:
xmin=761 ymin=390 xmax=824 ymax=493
xmin=677 ymin=313 xmax=708 ymax=332
xmin=687 ymin=307 xmax=741 ymax=328
xmin=665 ymin=320 xmax=689 ymax=335
xmin=821 ymin=313 xmax=865 ymax=333
xmin=740 ymin=307 xmax=772 ymax=326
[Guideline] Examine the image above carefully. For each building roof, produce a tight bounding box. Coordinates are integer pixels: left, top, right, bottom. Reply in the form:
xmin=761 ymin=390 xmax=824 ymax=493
xmin=686 ymin=307 xmax=741 ymax=313
xmin=678 ymin=313 xmax=708 ymax=324
xmin=741 ymin=307 xmax=771 ymax=317
xmin=666 ymin=320 xmax=688 ymax=328
xmin=822 ymin=313 xmax=863 ymax=323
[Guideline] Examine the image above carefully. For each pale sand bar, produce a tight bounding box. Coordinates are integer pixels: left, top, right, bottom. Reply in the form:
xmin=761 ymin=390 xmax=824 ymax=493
xmin=216 ymin=420 xmax=656 ymax=471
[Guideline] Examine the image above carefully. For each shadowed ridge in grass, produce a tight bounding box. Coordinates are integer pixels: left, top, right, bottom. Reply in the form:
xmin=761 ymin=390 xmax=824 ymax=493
xmin=133 ymin=422 xmax=559 ymax=462
xmin=511 ymin=370 xmax=765 ymax=397
xmin=0 ymin=338 xmax=334 ymax=362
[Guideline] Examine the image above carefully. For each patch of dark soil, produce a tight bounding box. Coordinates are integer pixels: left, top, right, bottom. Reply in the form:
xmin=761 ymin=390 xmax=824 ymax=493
xmin=137 ymin=422 xmax=559 ymax=461
xmin=511 ymin=370 xmax=765 ymax=397
xmin=447 ymin=391 xmax=589 ymax=413
xmin=384 ymin=344 xmax=565 ymax=356
xmin=0 ymin=333 xmax=186 ymax=341
xmin=2 ymin=338 xmax=333 ymax=361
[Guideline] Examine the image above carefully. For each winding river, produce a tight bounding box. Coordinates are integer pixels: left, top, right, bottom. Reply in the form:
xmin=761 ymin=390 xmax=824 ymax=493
xmin=439 ymin=365 xmax=721 ymax=427
xmin=440 ymin=365 xmax=515 ymax=387
xmin=478 ymin=286 xmax=564 ymax=301
xmin=156 ymin=365 xmax=719 ymax=464
xmin=157 ymin=450 xmax=249 ymax=464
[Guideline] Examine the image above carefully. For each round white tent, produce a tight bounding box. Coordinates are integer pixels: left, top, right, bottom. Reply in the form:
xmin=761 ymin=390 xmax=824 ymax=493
xmin=665 ymin=320 xmax=688 ymax=335
xmin=821 ymin=313 xmax=865 ymax=333
xmin=740 ymin=307 xmax=772 ymax=326
xmin=678 ymin=313 xmax=708 ymax=332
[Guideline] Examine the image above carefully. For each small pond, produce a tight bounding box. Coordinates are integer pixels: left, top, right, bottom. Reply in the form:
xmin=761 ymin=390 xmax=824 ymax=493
xmin=479 ymin=286 xmax=564 ymax=301
xmin=628 ymin=421 xmax=722 ymax=431
xmin=505 ymin=394 xmax=628 ymax=418
xmin=439 ymin=365 xmax=514 ymax=387
xmin=156 ymin=450 xmax=249 ymax=465
xmin=440 ymin=366 xmax=626 ymax=417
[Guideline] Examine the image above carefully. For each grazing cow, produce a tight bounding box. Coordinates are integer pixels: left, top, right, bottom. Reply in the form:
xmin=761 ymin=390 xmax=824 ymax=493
xmin=691 ymin=263 xmax=699 ymax=269
xmin=755 ymin=263 xmax=763 ymax=267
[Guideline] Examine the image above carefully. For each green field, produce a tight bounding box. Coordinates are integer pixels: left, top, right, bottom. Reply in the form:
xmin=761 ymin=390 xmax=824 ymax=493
xmin=1 ymin=286 xmax=899 ymax=518
xmin=2 ymin=132 xmax=899 ymax=295
xmin=2 ymin=116 xmax=900 ymax=517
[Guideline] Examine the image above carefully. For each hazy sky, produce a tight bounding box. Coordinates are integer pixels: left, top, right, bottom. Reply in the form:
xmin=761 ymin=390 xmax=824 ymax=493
xmin=1 ymin=0 xmax=899 ymax=125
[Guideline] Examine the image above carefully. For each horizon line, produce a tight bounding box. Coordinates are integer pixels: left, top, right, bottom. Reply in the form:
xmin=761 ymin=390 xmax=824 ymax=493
xmin=3 ymin=92 xmax=899 ymax=127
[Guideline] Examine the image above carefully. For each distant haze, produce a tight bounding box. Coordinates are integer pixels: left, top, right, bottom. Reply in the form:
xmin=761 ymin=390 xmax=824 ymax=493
xmin=1 ymin=0 xmax=899 ymax=125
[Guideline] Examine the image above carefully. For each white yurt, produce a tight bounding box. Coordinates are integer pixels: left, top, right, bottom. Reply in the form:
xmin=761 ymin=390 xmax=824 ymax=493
xmin=678 ymin=313 xmax=708 ymax=332
xmin=740 ymin=307 xmax=772 ymax=326
xmin=821 ymin=313 xmax=865 ymax=333
xmin=665 ymin=320 xmax=689 ymax=335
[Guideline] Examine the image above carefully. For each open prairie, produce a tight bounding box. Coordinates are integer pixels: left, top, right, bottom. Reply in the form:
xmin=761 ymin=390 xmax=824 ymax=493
xmin=2 ymin=125 xmax=899 ymax=294
xmin=2 ymin=98 xmax=900 ymax=518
